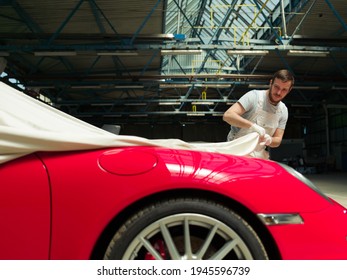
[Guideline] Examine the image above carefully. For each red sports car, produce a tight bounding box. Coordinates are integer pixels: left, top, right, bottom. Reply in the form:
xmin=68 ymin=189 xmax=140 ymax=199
xmin=1 ymin=146 xmax=347 ymax=260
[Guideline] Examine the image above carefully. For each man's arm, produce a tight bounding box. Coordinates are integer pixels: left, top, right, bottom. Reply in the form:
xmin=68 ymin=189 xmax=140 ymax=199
xmin=223 ymin=102 xmax=253 ymax=129
xmin=223 ymin=102 xmax=266 ymax=136
xmin=268 ymin=128 xmax=284 ymax=148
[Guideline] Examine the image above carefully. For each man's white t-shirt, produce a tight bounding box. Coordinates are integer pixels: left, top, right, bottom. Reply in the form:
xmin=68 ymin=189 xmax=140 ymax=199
xmin=228 ymin=89 xmax=288 ymax=137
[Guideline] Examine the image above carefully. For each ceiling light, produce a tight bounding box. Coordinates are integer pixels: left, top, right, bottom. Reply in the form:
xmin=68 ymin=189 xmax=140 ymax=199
xmin=34 ymin=51 xmax=77 ymax=56
xmin=227 ymin=50 xmax=269 ymax=56
xmin=191 ymin=101 xmax=214 ymax=105
xmin=159 ymin=101 xmax=181 ymax=105
xmin=160 ymin=83 xmax=225 ymax=88
xmin=161 ymin=50 xmax=202 ymax=55
xmin=187 ymin=113 xmax=205 ymax=116
xmin=287 ymin=50 xmax=329 ymax=57
xmin=204 ymin=84 xmax=231 ymax=88
xmin=248 ymin=84 xmax=269 ymax=89
xmin=160 ymin=84 xmax=192 ymax=88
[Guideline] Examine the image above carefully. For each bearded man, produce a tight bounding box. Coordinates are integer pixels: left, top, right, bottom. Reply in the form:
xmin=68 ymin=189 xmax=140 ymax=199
xmin=223 ymin=69 xmax=294 ymax=159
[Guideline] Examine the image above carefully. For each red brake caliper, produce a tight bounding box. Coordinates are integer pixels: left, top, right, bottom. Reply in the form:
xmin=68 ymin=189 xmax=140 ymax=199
xmin=145 ymin=239 xmax=166 ymax=260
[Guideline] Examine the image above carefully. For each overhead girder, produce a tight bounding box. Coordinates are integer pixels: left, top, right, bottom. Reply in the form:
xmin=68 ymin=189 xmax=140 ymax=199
xmin=130 ymin=0 xmax=164 ymax=45
xmin=324 ymin=0 xmax=347 ymax=34
xmin=170 ymin=0 xmax=205 ymax=44
xmin=1 ymin=0 xmax=347 ymax=125
xmin=284 ymin=0 xmax=317 ymax=45
xmin=190 ymin=0 xmax=209 ymax=38
xmin=3 ymin=41 xmax=347 ymax=54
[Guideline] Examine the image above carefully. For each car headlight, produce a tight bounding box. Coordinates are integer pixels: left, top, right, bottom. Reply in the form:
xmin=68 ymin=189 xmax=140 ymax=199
xmin=257 ymin=213 xmax=304 ymax=225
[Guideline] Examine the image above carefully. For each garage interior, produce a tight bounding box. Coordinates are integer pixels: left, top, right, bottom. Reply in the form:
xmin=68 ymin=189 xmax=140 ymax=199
xmin=0 ymin=0 xmax=346 ymax=193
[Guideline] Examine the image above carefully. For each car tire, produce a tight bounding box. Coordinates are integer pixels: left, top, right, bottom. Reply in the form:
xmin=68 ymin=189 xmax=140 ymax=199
xmin=104 ymin=198 xmax=268 ymax=260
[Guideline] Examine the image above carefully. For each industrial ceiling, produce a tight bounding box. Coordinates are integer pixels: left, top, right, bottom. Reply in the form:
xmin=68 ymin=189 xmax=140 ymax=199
xmin=0 ymin=0 xmax=346 ymax=127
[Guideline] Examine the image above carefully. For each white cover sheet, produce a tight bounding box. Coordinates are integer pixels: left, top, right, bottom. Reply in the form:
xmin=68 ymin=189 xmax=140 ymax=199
xmin=0 ymin=82 xmax=259 ymax=164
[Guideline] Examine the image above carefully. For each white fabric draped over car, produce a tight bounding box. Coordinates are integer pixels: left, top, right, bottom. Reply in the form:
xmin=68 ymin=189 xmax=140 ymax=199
xmin=0 ymin=82 xmax=260 ymax=164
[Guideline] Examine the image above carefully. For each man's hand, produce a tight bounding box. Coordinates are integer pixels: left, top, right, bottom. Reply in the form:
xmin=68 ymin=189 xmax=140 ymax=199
xmin=262 ymin=134 xmax=272 ymax=146
xmin=255 ymin=134 xmax=272 ymax=152
xmin=250 ymin=123 xmax=266 ymax=136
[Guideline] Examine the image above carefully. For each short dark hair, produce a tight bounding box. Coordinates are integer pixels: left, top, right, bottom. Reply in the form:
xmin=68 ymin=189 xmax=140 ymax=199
xmin=272 ymin=69 xmax=295 ymax=86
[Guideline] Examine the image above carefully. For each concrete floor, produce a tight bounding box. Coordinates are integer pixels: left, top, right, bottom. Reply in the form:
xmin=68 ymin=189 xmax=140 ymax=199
xmin=306 ymin=172 xmax=347 ymax=207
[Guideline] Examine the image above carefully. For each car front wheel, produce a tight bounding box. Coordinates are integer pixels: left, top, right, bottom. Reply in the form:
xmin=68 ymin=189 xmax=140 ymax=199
xmin=104 ymin=198 xmax=268 ymax=260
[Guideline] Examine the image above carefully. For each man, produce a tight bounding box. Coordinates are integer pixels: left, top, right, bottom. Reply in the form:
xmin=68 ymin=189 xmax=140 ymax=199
xmin=223 ymin=69 xmax=294 ymax=159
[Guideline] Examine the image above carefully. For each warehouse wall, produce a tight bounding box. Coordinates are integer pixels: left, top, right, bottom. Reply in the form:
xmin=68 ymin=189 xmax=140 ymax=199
xmin=304 ymin=107 xmax=347 ymax=171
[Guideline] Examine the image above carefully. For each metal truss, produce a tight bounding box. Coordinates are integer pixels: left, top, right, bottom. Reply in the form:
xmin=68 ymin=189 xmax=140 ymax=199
xmin=1 ymin=0 xmax=347 ymax=124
